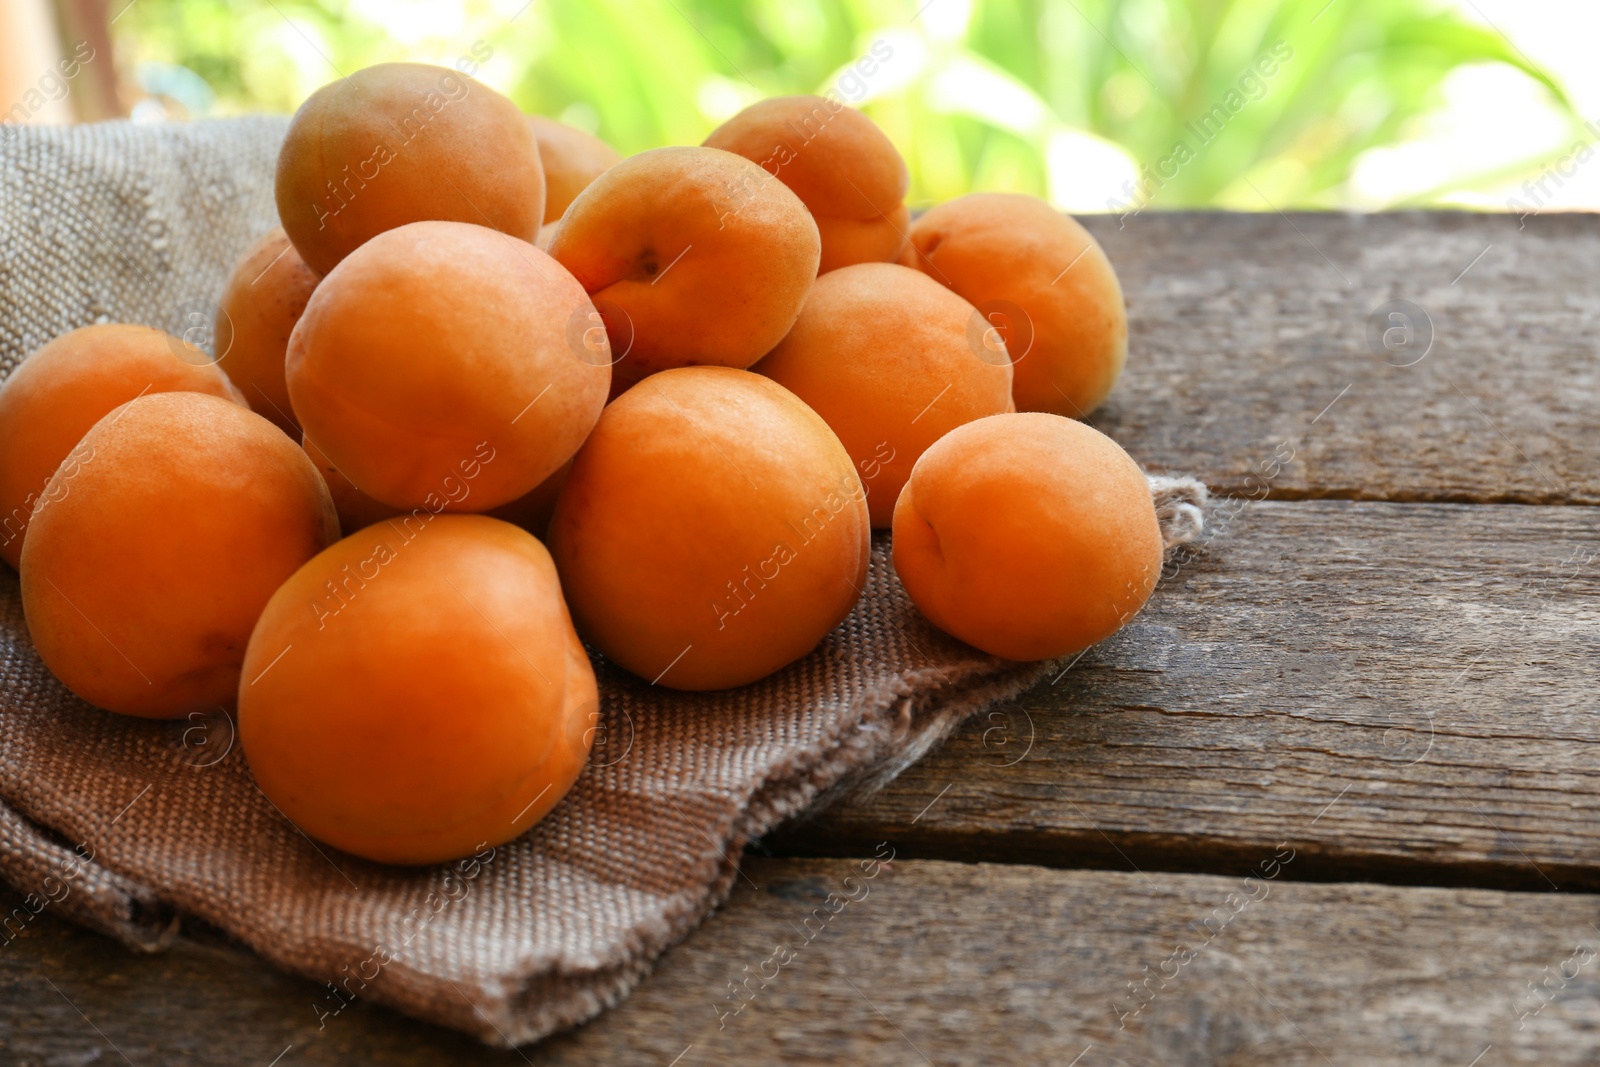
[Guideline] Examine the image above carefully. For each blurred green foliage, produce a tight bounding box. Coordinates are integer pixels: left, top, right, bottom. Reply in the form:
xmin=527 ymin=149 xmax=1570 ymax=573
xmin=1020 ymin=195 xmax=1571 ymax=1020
xmin=113 ymin=0 xmax=1576 ymax=209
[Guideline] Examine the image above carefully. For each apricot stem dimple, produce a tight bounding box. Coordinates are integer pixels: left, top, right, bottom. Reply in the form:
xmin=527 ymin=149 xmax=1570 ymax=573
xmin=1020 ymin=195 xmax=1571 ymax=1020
xmin=548 ymin=146 xmax=820 ymax=385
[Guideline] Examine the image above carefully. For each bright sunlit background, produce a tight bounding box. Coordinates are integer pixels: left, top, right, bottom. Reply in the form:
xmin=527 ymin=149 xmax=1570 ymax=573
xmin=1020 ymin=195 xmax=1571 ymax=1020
xmin=5 ymin=0 xmax=1599 ymax=215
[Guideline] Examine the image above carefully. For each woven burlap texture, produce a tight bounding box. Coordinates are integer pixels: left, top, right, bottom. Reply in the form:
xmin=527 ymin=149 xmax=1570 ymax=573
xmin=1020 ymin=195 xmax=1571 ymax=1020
xmin=0 ymin=117 xmax=1209 ymax=1046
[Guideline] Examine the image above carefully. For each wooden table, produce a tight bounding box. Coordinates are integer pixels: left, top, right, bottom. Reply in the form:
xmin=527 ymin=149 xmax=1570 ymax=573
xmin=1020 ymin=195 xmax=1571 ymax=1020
xmin=4 ymin=211 xmax=1598 ymax=1065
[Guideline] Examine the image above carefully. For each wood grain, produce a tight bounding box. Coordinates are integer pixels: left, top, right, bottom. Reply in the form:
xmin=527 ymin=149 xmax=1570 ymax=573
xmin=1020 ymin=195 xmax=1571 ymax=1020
xmin=1079 ymin=211 xmax=1600 ymax=504
xmin=775 ymin=499 xmax=1600 ymax=891
xmin=5 ymin=859 xmax=1598 ymax=1065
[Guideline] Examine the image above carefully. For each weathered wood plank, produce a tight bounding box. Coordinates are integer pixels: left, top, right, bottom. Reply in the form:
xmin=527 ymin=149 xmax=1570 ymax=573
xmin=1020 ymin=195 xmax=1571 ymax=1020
xmin=1081 ymin=211 xmax=1600 ymax=504
xmin=776 ymin=499 xmax=1600 ymax=890
xmin=5 ymin=859 xmax=1599 ymax=1064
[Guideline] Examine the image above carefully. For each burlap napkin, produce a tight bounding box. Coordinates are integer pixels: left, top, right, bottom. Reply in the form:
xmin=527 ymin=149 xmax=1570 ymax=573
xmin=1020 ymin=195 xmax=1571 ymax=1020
xmin=0 ymin=117 xmax=1207 ymax=1045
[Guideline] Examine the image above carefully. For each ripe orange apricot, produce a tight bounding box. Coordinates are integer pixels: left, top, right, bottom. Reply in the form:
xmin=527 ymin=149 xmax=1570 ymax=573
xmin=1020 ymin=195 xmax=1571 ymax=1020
xmin=239 ymin=515 xmax=595 ymax=865
xmin=705 ymin=95 xmax=909 ymax=274
xmin=305 ymin=433 xmax=571 ymax=539
xmin=528 ymin=114 xmax=622 ymax=223
xmin=908 ymin=193 xmax=1127 ymax=418
xmin=548 ymin=146 xmax=820 ymax=394
xmin=0 ymin=324 xmax=246 ymax=569
xmin=755 ymin=263 xmax=1012 ymax=527
xmin=276 ymin=62 xmax=544 ymax=276
xmin=892 ymin=412 xmax=1162 ymax=662
xmin=286 ymin=220 xmax=609 ymax=512
xmin=548 ymin=367 xmax=868 ymax=691
xmin=215 ymin=228 xmax=321 ymax=435
xmin=20 ymin=392 xmax=338 ymax=717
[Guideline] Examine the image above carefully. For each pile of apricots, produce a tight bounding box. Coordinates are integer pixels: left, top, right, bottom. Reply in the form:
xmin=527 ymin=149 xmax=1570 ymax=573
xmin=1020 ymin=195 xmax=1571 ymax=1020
xmin=0 ymin=63 xmax=1163 ymax=865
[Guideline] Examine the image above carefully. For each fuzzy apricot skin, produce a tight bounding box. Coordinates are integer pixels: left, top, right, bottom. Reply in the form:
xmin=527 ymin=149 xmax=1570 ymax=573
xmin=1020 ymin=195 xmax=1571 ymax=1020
xmin=20 ymin=392 xmax=338 ymax=717
xmin=529 ymin=115 xmax=622 ymax=223
xmin=892 ymin=413 xmax=1162 ymax=662
xmin=755 ymin=263 xmax=1012 ymax=527
xmin=286 ymin=220 xmax=609 ymax=513
xmin=548 ymin=146 xmax=820 ymax=395
xmin=704 ymin=95 xmax=909 ymax=274
xmin=239 ymin=515 xmax=595 ymax=866
xmin=908 ymin=193 xmax=1127 ymax=418
xmin=215 ymin=228 xmax=320 ymax=435
xmin=275 ymin=62 xmax=545 ymax=276
xmin=548 ymin=367 xmax=868 ymax=691
xmin=305 ymin=433 xmax=572 ymax=540
xmin=0 ymin=324 xmax=246 ymax=570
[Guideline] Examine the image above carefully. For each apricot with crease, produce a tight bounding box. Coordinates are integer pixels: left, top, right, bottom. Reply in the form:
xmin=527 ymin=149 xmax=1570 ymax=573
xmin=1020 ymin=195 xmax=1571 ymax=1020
xmin=892 ymin=412 xmax=1162 ymax=661
xmin=239 ymin=515 xmax=593 ymax=864
xmin=548 ymin=146 xmax=819 ymax=394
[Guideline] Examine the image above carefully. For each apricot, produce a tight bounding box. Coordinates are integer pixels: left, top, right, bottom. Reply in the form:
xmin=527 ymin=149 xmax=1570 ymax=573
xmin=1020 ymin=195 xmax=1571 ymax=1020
xmin=305 ymin=433 xmax=571 ymax=539
xmin=20 ymin=392 xmax=338 ymax=717
xmin=548 ymin=367 xmax=868 ymax=690
xmin=275 ymin=62 xmax=544 ymax=276
xmin=0 ymin=324 xmax=246 ymax=569
xmin=528 ymin=114 xmax=622 ymax=223
xmin=548 ymin=146 xmax=819 ymax=394
xmin=908 ymin=193 xmax=1127 ymax=418
xmin=239 ymin=515 xmax=595 ymax=865
xmin=286 ymin=220 xmax=609 ymax=512
xmin=215 ymin=228 xmax=320 ymax=435
xmin=705 ymin=95 xmax=909 ymax=274
xmin=755 ymin=263 xmax=1012 ymax=527
xmin=892 ymin=412 xmax=1162 ymax=661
